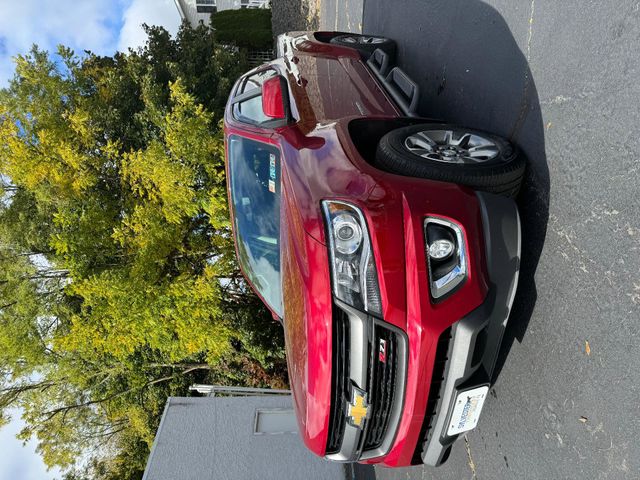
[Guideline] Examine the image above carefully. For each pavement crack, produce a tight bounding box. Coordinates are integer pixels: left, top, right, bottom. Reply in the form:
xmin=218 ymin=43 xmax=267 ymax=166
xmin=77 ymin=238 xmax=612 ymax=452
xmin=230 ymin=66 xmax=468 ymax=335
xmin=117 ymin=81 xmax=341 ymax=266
xmin=526 ymin=0 xmax=536 ymax=62
xmin=464 ymin=434 xmax=478 ymax=479
xmin=509 ymin=0 xmax=536 ymax=141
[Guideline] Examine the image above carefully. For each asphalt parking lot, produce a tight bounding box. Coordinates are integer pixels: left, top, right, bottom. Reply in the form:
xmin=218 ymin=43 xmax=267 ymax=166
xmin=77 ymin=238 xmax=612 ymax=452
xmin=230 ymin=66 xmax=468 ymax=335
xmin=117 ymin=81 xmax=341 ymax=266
xmin=276 ymin=1 xmax=640 ymax=478
xmin=358 ymin=1 xmax=640 ymax=479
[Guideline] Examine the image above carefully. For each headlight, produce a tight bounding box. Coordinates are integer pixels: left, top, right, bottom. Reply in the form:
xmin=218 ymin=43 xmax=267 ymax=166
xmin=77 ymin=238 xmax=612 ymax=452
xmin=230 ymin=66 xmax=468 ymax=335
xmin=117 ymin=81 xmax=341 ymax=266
xmin=332 ymin=213 xmax=363 ymax=255
xmin=322 ymin=201 xmax=382 ymax=315
xmin=425 ymin=217 xmax=467 ymax=300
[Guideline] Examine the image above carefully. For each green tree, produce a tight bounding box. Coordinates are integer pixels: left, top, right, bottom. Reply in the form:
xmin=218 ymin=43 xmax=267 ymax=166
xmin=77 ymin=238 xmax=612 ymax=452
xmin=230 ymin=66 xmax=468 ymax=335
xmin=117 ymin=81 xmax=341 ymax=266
xmin=0 ymin=22 xmax=285 ymax=479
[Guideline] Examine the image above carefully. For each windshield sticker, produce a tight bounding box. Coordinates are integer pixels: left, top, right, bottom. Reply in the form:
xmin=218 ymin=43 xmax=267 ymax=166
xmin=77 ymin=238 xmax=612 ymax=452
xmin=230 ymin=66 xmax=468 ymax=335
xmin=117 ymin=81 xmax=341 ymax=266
xmin=269 ymin=179 xmax=276 ymax=193
xmin=269 ymin=154 xmax=277 ymax=180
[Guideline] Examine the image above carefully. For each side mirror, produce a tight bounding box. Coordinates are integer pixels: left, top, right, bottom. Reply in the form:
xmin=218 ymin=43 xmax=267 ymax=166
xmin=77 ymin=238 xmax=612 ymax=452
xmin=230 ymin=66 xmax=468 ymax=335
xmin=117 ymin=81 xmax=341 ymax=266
xmin=262 ymin=76 xmax=289 ymax=120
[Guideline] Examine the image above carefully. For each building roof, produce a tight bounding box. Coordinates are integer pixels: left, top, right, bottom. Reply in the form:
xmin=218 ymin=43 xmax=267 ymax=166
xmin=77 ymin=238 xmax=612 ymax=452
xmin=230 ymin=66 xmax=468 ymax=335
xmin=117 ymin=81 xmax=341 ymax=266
xmin=142 ymin=396 xmax=349 ymax=480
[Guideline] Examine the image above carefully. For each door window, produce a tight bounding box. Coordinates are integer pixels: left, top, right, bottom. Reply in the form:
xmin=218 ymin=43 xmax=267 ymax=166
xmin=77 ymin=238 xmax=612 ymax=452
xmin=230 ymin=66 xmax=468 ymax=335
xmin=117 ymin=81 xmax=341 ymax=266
xmin=227 ymin=135 xmax=283 ymax=317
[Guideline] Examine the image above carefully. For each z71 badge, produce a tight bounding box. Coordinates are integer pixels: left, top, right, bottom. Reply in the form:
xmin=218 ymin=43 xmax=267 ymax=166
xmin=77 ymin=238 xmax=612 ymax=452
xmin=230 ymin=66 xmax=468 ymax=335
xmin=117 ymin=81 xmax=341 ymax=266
xmin=379 ymin=339 xmax=387 ymax=363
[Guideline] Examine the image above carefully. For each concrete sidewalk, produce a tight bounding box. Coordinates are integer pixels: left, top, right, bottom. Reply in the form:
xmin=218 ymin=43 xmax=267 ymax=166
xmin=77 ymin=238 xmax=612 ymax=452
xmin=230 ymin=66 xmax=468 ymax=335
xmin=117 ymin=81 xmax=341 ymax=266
xmin=318 ymin=0 xmax=363 ymax=33
xmin=271 ymin=0 xmax=363 ymax=35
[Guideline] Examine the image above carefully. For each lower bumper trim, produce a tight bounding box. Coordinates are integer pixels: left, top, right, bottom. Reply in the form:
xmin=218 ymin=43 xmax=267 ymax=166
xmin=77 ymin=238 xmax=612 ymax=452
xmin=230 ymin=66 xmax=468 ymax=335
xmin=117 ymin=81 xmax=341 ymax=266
xmin=420 ymin=191 xmax=521 ymax=466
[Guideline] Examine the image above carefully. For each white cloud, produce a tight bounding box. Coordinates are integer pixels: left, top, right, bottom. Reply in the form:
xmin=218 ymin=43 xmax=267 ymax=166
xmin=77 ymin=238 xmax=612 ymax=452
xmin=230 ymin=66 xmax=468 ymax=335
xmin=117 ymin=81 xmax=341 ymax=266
xmin=0 ymin=1 xmax=124 ymax=55
xmin=0 ymin=0 xmax=181 ymax=87
xmin=0 ymin=0 xmax=125 ymax=86
xmin=117 ymin=0 xmax=181 ymax=52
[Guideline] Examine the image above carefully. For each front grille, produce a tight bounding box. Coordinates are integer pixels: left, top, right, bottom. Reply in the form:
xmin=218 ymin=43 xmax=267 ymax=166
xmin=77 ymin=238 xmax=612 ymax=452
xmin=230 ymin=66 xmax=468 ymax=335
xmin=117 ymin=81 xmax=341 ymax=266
xmin=325 ymin=308 xmax=350 ymax=454
xmin=412 ymin=327 xmax=452 ymax=464
xmin=363 ymin=325 xmax=398 ymax=450
xmin=325 ymin=303 xmax=404 ymax=458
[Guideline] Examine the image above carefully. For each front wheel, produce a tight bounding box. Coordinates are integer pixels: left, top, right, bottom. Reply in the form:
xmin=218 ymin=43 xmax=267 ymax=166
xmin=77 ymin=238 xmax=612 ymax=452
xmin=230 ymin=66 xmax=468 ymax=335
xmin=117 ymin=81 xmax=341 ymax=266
xmin=330 ymin=33 xmax=396 ymax=61
xmin=375 ymin=124 xmax=526 ymax=198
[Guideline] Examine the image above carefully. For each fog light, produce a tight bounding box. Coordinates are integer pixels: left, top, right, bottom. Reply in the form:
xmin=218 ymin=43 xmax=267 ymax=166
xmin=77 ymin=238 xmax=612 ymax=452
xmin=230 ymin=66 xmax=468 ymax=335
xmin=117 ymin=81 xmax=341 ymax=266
xmin=429 ymin=239 xmax=455 ymax=260
xmin=425 ymin=217 xmax=467 ymax=300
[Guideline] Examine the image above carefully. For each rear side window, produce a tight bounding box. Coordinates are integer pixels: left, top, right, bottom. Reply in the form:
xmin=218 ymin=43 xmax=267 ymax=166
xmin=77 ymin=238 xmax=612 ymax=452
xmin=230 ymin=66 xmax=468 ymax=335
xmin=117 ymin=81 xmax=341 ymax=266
xmin=238 ymin=69 xmax=277 ymax=94
xmin=237 ymin=96 xmax=271 ymax=124
xmin=233 ymin=69 xmax=278 ymax=125
xmin=227 ymin=135 xmax=283 ymax=317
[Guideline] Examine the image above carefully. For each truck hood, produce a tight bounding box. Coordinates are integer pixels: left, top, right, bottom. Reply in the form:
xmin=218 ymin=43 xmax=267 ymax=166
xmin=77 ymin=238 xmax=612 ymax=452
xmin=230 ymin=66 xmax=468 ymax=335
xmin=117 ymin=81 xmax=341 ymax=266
xmin=278 ymin=126 xmax=379 ymax=456
xmin=280 ymin=182 xmax=333 ymax=456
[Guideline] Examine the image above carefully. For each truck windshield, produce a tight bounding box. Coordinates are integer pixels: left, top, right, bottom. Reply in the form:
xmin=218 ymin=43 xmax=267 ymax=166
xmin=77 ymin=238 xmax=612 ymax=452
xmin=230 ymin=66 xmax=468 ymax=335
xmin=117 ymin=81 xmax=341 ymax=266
xmin=227 ymin=135 xmax=283 ymax=317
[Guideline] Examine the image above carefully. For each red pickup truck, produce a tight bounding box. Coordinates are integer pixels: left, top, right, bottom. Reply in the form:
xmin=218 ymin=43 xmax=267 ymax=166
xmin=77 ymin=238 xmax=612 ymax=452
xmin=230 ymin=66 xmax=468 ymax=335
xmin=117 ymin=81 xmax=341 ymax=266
xmin=223 ymin=31 xmax=524 ymax=467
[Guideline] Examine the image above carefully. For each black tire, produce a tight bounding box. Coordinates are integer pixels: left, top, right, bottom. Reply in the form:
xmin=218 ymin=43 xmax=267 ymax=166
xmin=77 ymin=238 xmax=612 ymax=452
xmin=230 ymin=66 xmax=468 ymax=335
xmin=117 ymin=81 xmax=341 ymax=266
xmin=330 ymin=33 xmax=396 ymax=61
xmin=375 ymin=124 xmax=526 ymax=198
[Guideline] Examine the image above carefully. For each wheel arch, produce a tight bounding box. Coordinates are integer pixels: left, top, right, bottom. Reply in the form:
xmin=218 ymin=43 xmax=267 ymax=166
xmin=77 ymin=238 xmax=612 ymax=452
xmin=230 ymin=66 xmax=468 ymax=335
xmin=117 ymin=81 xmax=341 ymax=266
xmin=347 ymin=117 xmax=444 ymax=167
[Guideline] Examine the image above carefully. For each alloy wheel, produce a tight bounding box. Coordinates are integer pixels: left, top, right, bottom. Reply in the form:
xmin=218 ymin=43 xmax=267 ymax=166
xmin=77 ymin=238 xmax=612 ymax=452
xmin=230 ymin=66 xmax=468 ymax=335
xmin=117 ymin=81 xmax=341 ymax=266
xmin=404 ymin=130 xmax=500 ymax=164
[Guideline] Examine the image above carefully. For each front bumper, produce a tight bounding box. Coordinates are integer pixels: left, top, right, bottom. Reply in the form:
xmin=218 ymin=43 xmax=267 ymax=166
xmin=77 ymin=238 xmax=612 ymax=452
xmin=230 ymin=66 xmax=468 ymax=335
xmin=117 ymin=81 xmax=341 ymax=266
xmin=419 ymin=191 xmax=521 ymax=465
xmin=322 ymin=188 xmax=520 ymax=467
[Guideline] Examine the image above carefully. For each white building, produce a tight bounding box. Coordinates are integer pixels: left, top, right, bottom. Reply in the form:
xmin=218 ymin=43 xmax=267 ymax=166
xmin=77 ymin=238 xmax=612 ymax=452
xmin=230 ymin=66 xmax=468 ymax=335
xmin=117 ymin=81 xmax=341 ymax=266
xmin=173 ymin=0 xmax=269 ymax=27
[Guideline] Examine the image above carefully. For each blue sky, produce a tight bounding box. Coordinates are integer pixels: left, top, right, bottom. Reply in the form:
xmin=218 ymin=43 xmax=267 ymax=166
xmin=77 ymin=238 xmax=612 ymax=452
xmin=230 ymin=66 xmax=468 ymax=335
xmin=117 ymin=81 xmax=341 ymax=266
xmin=0 ymin=3 xmax=180 ymax=477
xmin=0 ymin=0 xmax=181 ymax=87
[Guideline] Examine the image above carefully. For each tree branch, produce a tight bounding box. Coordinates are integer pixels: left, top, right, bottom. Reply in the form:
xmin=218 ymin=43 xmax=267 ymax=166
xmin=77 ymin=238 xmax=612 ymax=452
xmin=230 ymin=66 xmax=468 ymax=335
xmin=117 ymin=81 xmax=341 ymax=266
xmin=144 ymin=363 xmax=211 ymax=369
xmin=40 ymin=365 xmax=210 ymax=422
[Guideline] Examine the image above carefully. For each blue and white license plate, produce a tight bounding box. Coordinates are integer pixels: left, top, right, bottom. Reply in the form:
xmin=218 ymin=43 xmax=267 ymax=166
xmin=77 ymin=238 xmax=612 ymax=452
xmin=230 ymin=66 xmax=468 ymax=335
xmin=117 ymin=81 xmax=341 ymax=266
xmin=447 ymin=386 xmax=489 ymax=436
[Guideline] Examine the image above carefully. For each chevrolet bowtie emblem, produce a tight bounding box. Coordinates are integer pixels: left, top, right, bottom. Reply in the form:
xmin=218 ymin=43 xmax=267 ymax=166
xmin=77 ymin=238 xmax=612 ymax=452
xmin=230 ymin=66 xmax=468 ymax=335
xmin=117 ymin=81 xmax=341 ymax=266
xmin=347 ymin=387 xmax=370 ymax=429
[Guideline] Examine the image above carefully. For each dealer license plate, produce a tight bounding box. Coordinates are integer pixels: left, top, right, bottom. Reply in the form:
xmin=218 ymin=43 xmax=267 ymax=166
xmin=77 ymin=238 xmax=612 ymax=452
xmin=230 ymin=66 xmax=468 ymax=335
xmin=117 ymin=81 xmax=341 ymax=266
xmin=447 ymin=386 xmax=489 ymax=436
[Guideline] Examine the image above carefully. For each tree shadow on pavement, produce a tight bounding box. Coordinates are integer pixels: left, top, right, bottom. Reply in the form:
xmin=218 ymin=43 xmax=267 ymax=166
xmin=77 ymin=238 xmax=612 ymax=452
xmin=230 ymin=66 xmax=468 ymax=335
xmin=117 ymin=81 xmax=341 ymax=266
xmin=363 ymin=0 xmax=550 ymax=383
xmin=271 ymin=0 xmax=319 ymax=37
